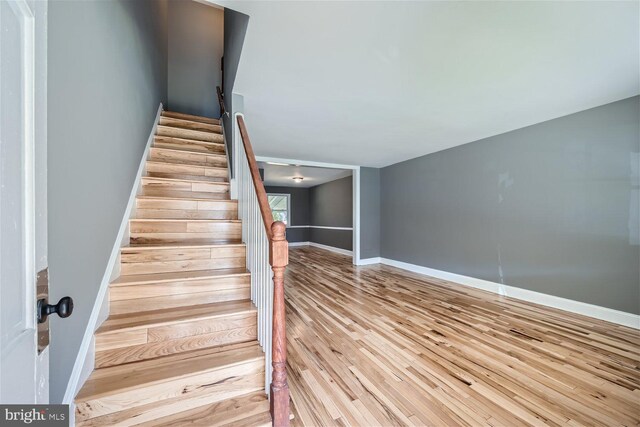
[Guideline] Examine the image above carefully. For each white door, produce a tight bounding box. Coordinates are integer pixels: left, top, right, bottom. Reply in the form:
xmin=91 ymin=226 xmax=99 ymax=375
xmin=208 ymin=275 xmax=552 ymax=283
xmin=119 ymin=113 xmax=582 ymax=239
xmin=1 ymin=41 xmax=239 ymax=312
xmin=0 ymin=0 xmax=47 ymax=404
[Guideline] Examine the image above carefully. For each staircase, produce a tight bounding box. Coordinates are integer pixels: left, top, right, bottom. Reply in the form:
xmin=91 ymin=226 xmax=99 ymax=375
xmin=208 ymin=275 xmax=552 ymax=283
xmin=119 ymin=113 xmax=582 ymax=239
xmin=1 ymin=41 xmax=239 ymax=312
xmin=74 ymin=111 xmax=273 ymax=426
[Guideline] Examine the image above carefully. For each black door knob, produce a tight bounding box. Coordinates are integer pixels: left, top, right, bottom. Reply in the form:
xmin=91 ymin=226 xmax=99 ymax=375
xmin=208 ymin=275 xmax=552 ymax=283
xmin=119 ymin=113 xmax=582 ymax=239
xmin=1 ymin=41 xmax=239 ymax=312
xmin=38 ymin=297 xmax=73 ymax=324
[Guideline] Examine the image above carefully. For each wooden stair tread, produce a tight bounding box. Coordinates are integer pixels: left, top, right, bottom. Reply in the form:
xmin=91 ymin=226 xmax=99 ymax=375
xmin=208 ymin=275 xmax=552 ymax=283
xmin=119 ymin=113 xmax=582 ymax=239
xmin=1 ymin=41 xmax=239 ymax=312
xmin=155 ymin=135 xmax=224 ymax=147
xmin=112 ymin=267 xmax=250 ymax=286
xmin=159 ymin=116 xmax=222 ymax=134
xmin=162 ymin=110 xmax=220 ymax=125
xmin=76 ymin=341 xmax=263 ymax=402
xmin=157 ymin=125 xmax=223 ymax=144
xmin=154 ymin=136 xmax=225 ymax=155
xmin=142 ymin=391 xmax=271 ymax=427
xmin=96 ymin=300 xmax=256 ymax=334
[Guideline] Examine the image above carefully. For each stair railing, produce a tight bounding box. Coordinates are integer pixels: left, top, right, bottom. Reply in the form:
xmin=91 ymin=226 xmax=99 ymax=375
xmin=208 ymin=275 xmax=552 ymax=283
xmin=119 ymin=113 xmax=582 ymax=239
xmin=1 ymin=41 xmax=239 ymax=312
xmin=216 ymin=86 xmax=225 ymax=116
xmin=235 ymin=113 xmax=290 ymax=426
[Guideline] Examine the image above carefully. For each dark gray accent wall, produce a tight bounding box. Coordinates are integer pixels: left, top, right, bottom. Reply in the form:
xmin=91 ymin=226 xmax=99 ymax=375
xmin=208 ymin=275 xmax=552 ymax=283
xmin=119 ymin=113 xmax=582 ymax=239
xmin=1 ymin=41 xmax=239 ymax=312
xmin=222 ymin=9 xmax=249 ymax=174
xmin=381 ymin=96 xmax=640 ymax=314
xmin=265 ymin=185 xmax=310 ymax=243
xmin=167 ymin=0 xmax=223 ymax=118
xmin=310 ymin=176 xmax=353 ymax=250
xmin=48 ymin=0 xmax=168 ymax=401
xmin=360 ymin=167 xmax=381 ymax=259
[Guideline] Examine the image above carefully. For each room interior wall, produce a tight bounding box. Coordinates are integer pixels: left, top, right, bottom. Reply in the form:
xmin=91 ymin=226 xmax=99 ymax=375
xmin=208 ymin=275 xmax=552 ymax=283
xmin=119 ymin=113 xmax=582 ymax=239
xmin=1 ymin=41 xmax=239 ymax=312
xmin=47 ymin=0 xmax=168 ymax=402
xmin=380 ymin=96 xmax=640 ymax=315
xmin=167 ymin=0 xmax=223 ymax=118
xmin=360 ymin=167 xmax=381 ymax=259
xmin=265 ymin=175 xmax=354 ymax=250
xmin=309 ymin=176 xmax=353 ymax=251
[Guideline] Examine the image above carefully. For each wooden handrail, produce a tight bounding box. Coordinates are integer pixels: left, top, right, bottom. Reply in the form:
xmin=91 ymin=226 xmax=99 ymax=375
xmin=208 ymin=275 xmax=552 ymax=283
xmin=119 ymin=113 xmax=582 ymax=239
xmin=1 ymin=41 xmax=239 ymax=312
xmin=237 ymin=116 xmax=275 ymax=238
xmin=236 ymin=115 xmax=290 ymax=427
xmin=216 ymin=86 xmax=225 ymax=117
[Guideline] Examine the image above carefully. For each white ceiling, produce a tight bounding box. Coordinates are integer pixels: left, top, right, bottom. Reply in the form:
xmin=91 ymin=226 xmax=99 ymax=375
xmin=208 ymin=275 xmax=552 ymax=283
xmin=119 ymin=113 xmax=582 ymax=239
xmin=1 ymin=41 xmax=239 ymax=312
xmin=217 ymin=1 xmax=639 ymax=167
xmin=258 ymin=161 xmax=351 ymax=188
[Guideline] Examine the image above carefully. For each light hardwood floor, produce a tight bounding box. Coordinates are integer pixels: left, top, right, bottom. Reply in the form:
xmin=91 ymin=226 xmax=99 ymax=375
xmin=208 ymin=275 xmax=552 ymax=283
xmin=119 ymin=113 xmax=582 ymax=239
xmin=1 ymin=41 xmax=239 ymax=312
xmin=286 ymin=246 xmax=639 ymax=427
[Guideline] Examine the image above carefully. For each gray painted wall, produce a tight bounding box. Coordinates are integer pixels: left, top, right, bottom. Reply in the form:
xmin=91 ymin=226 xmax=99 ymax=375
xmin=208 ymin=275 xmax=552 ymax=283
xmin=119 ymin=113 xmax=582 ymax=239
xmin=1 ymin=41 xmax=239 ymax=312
xmin=167 ymin=0 xmax=223 ymax=118
xmin=266 ymin=177 xmax=354 ymax=249
xmin=223 ymin=9 xmax=250 ymax=174
xmin=360 ymin=167 xmax=381 ymax=259
xmin=381 ymin=96 xmax=640 ymax=314
xmin=265 ymin=185 xmax=310 ymax=243
xmin=48 ymin=0 xmax=168 ymax=402
xmin=310 ymin=176 xmax=353 ymax=250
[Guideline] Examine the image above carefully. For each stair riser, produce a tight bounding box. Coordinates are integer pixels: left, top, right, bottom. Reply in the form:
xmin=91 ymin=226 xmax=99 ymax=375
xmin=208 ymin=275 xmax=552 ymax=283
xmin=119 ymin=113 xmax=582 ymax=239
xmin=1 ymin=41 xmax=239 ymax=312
xmin=121 ymin=245 xmax=244 ymax=271
xmin=139 ymin=189 xmax=230 ymax=200
xmin=110 ymin=275 xmax=251 ymax=301
xmin=75 ymin=359 xmax=264 ymax=422
xmin=75 ymin=372 xmax=264 ymax=426
xmin=137 ymin=198 xmax=236 ymax=212
xmin=136 ymin=209 xmax=237 ymax=220
xmin=149 ymin=148 xmax=227 ymax=168
xmin=129 ymin=221 xmax=241 ymax=245
xmin=153 ymin=136 xmax=225 ymax=155
xmin=136 ymin=198 xmax=237 ymax=219
xmin=141 ymin=177 xmax=229 ymax=194
xmin=159 ymin=116 xmax=222 ymax=134
xmin=121 ymin=257 xmax=245 ymax=275
xmin=146 ymin=162 xmax=228 ymax=178
xmin=109 ymin=287 xmax=251 ymax=315
xmin=95 ymin=313 xmax=257 ymax=368
xmin=157 ymin=125 xmax=223 ymax=143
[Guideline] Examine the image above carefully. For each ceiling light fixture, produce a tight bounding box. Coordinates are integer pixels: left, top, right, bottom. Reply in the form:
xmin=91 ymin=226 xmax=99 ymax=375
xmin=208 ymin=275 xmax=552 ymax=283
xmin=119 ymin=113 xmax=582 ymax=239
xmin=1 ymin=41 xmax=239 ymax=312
xmin=292 ymin=176 xmax=304 ymax=183
xmin=266 ymin=162 xmax=290 ymax=166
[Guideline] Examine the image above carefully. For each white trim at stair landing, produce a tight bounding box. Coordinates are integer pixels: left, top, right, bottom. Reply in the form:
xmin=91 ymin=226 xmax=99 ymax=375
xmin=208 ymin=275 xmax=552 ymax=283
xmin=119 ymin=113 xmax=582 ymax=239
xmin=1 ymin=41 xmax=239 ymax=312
xmin=63 ymin=103 xmax=164 ymax=405
xmin=378 ymin=257 xmax=640 ymax=329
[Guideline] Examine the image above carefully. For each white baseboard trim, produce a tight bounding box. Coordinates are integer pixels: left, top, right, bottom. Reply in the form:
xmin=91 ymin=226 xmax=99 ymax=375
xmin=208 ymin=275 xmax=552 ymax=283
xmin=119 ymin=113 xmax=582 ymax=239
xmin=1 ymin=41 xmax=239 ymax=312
xmin=288 ymin=241 xmax=354 ymax=257
xmin=356 ymin=257 xmax=382 ymax=266
xmin=379 ymin=258 xmax=640 ymax=329
xmin=63 ymin=103 xmax=163 ymax=404
xmin=309 ymin=242 xmax=353 ymax=256
xmin=288 ymin=241 xmax=310 ymax=247
xmin=287 ymin=225 xmax=353 ymax=231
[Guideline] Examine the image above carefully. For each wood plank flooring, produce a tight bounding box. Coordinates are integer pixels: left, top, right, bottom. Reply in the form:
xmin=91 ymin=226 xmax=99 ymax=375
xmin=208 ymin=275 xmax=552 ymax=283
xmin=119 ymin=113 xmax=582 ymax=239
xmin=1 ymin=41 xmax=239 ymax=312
xmin=286 ymin=247 xmax=640 ymax=427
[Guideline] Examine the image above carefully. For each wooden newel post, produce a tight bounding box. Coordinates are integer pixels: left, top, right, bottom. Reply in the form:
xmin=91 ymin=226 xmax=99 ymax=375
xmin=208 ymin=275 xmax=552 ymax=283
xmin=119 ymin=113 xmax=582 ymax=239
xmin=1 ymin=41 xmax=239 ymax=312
xmin=269 ymin=221 xmax=289 ymax=427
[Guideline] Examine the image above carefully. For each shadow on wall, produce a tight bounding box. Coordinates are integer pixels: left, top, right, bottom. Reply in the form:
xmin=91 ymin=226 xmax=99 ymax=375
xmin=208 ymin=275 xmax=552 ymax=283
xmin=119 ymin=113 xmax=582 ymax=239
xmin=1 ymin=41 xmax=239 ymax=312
xmin=167 ymin=0 xmax=224 ymax=118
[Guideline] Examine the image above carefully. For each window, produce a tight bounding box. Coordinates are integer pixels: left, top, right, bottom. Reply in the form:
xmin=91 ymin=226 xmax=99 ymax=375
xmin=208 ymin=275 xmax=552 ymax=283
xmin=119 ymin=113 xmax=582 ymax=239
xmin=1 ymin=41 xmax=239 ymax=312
xmin=268 ymin=194 xmax=290 ymax=225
